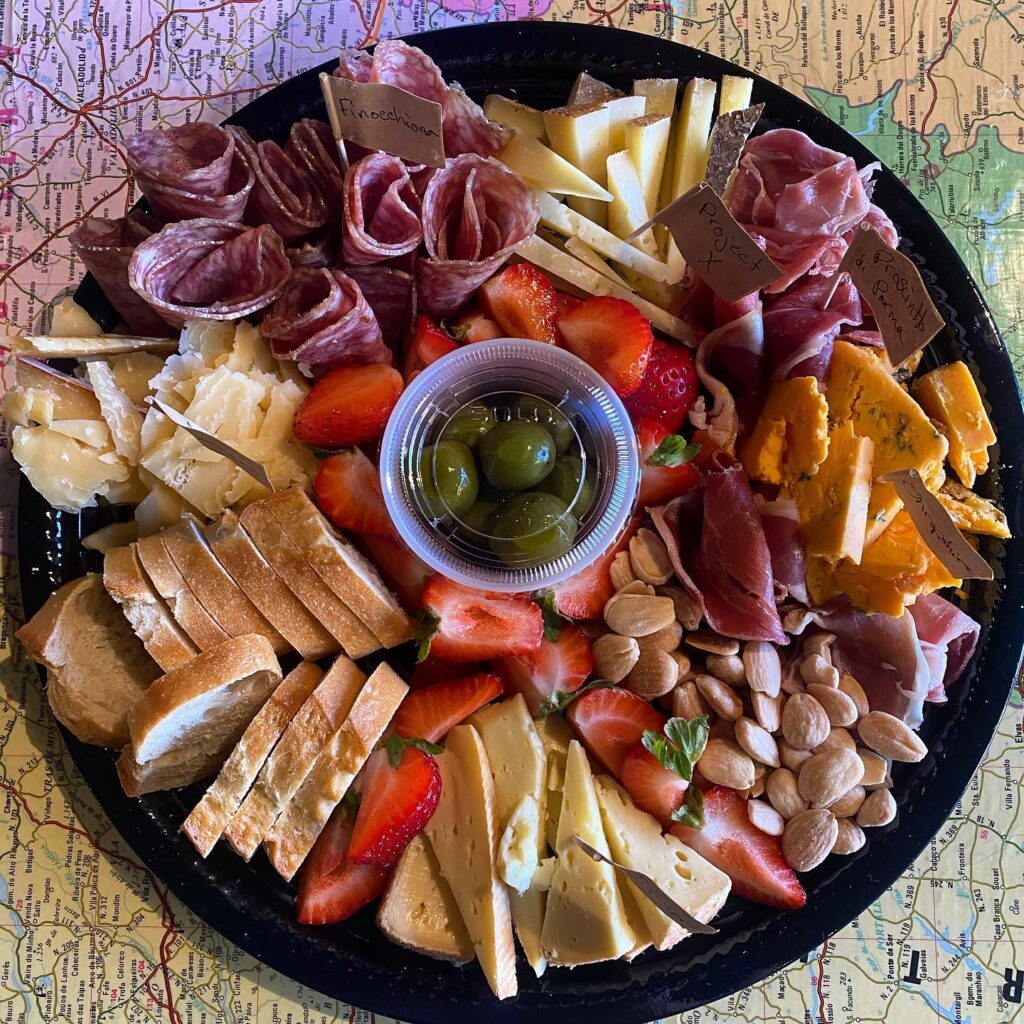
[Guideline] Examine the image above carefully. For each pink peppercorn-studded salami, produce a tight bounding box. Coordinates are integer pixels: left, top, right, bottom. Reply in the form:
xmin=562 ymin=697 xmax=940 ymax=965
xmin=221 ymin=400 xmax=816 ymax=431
xmin=344 ymin=264 xmax=416 ymax=348
xmin=341 ymin=153 xmax=423 ymax=266
xmin=285 ymin=119 xmax=345 ymax=218
xmin=442 ymin=87 xmax=512 ymax=158
xmin=127 ymin=219 xmax=291 ymax=326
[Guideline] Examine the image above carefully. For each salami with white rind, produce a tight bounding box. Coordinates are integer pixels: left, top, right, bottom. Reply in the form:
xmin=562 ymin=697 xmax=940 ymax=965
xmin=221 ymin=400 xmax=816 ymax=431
xmin=342 ymin=153 xmax=423 ymax=265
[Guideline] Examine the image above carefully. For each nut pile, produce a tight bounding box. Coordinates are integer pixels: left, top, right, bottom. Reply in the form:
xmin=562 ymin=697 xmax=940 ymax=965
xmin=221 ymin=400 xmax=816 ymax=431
xmin=593 ymin=527 xmax=926 ymax=875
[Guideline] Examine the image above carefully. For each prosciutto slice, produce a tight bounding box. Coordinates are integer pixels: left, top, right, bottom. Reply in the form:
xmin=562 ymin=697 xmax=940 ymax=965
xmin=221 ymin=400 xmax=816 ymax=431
xmin=127 ymin=219 xmax=290 ymax=326
xmin=341 ymin=153 xmax=422 ymax=265
xmin=344 ymin=264 xmax=415 ymax=348
xmin=909 ymin=594 xmax=981 ymax=703
xmin=261 ymin=268 xmax=389 ymax=367
xmin=69 ymin=214 xmax=172 ymax=335
xmin=418 ymin=154 xmax=538 ymax=318
xmin=759 ymin=498 xmax=808 ymax=605
xmin=125 ymin=123 xmax=254 ymax=223
xmin=286 ymin=119 xmax=345 ymax=218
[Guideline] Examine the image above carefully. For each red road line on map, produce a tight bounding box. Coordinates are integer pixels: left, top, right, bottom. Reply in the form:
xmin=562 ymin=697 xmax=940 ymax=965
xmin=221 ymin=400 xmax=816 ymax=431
xmin=351 ymin=0 xmax=389 ymax=47
xmin=919 ymin=0 xmax=961 ymax=159
xmin=814 ymin=940 xmax=827 ymax=1019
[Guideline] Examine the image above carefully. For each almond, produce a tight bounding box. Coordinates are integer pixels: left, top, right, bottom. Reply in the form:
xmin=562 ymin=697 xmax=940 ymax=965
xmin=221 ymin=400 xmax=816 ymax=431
xmin=799 ymin=653 xmax=840 ymax=687
xmin=766 ymin=767 xmax=807 ymax=820
xmin=669 ymin=650 xmax=694 ymax=683
xmin=708 ymin=718 xmax=736 ymax=742
xmin=616 ymin=579 xmax=656 ymax=597
xmin=782 ymin=808 xmax=838 ymax=872
xmin=656 ymin=584 xmax=703 ymax=631
xmin=627 ymin=647 xmax=678 ymax=700
xmin=857 ymin=711 xmax=928 ymax=763
xmin=610 ymin=551 xmax=637 ymax=590
xmin=807 ymin=683 xmax=859 ymax=728
xmin=592 ymin=634 xmax=640 ymax=684
xmin=742 ymin=641 xmax=782 ymax=697
xmin=857 ymin=787 xmax=897 ymax=828
xmin=629 ymin=528 xmax=674 ymax=585
xmin=751 ymin=690 xmax=783 ymax=733
xmin=672 ymin=680 xmax=710 ymax=720
xmin=747 ymin=799 xmax=784 ymax=837
xmin=779 ymin=740 xmax=813 ymax=772
xmin=706 ymin=652 xmax=746 ymax=686
xmin=604 ymin=593 xmax=676 ymax=637
xmin=750 ymin=774 xmax=766 ymax=799
xmin=802 ymin=631 xmax=836 ymax=660
xmin=698 ymin=738 xmax=755 ymax=790
xmin=828 ymin=784 xmax=866 ymax=818
xmin=833 ymin=817 xmax=866 ymax=855
xmin=813 ymin=727 xmax=856 ymax=755
xmin=798 ymin=747 xmax=864 ymax=808
xmin=637 ymin=620 xmax=684 ymax=653
xmin=781 ymin=692 xmax=831 ymax=750
xmin=686 ymin=630 xmax=740 ymax=656
xmin=838 ymin=673 xmax=870 ymax=718
xmin=735 ymin=716 xmax=781 ymax=768
xmin=695 ymin=674 xmax=743 ymax=721
xmin=857 ymin=748 xmax=889 ymax=789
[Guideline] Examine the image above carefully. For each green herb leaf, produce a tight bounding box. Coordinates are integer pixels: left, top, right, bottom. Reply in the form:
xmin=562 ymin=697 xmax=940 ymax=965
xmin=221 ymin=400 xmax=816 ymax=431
xmin=414 ymin=612 xmax=440 ymax=663
xmin=537 ymin=678 xmax=617 ymax=719
xmin=385 ymin=733 xmax=443 ymax=768
xmin=535 ymin=588 xmax=567 ymax=642
xmin=642 ymin=714 xmax=710 ymax=782
xmin=440 ymin=318 xmax=468 ymax=343
xmin=339 ymin=788 xmax=362 ymax=822
xmin=646 ymin=435 xmax=701 ymax=468
xmin=672 ymin=786 xmax=705 ymax=828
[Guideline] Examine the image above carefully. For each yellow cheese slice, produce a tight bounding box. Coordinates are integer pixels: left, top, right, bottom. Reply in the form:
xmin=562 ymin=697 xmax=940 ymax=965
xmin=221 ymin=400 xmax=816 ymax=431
xmin=543 ymin=102 xmax=611 ymax=225
xmin=535 ymin=712 xmax=573 ymax=851
xmin=499 ymin=133 xmax=612 ymax=201
xmin=606 ymin=150 xmax=659 ymax=258
xmin=604 ymin=95 xmax=646 ymax=151
xmin=718 ymin=75 xmax=754 ymax=115
xmin=483 ymin=94 xmax=547 ymax=140
xmin=626 ymin=113 xmax=671 ymax=221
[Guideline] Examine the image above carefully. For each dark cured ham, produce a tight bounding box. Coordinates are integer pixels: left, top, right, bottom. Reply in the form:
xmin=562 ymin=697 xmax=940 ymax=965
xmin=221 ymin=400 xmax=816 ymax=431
xmin=261 ymin=268 xmax=389 ymax=368
xmin=418 ymin=154 xmax=538 ymax=318
xmin=909 ymin=593 xmax=980 ymax=703
xmin=286 ymin=119 xmax=345 ymax=218
xmin=127 ymin=219 xmax=290 ymax=326
xmin=343 ymin=264 xmax=415 ymax=348
xmin=341 ymin=153 xmax=422 ymax=265
xmin=759 ymin=498 xmax=808 ymax=605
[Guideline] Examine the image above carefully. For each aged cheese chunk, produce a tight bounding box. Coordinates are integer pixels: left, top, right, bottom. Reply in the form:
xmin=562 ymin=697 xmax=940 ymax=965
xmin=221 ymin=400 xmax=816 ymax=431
xmin=1 ymin=387 xmax=56 ymax=427
xmin=483 ymin=94 xmax=547 ymax=140
xmin=50 ymin=296 xmax=103 ymax=338
xmin=543 ymin=102 xmax=611 ymax=226
xmin=48 ymin=418 xmax=112 ymax=448
xmin=108 ymin=352 xmax=164 ymax=404
xmin=564 ymin=237 xmax=631 ymax=287
xmin=938 ymin=481 xmax=1010 ymax=538
xmin=134 ymin=476 xmax=198 ymax=537
xmin=604 ymin=95 xmax=646 ymax=151
xmin=632 ymin=78 xmax=678 ymax=118
xmin=499 ymin=134 xmax=613 ymax=201
xmin=535 ymin=712 xmax=573 ymax=852
xmin=718 ymin=75 xmax=754 ymax=115
xmin=606 ymin=150 xmax=658 ymax=258
xmin=15 ymin=358 xmax=102 ymax=419
xmin=85 ymin=360 xmax=144 ymax=463
xmin=626 ymin=113 xmax=672 ymax=220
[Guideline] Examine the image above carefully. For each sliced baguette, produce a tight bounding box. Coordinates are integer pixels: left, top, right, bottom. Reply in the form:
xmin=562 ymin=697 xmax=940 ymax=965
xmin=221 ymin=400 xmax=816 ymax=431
xmin=238 ymin=501 xmax=379 ymax=659
xmin=224 ymin=655 xmax=367 ymax=859
xmin=259 ymin=488 xmax=413 ymax=648
xmin=205 ymin=511 xmax=337 ymax=661
xmin=264 ymin=663 xmax=408 ymax=880
xmin=182 ymin=661 xmax=324 ymax=856
xmin=117 ymin=634 xmax=282 ymax=797
xmin=103 ymin=544 xmax=198 ymax=671
xmin=162 ymin=514 xmax=289 ymax=653
xmin=16 ymin=573 xmax=160 ymax=747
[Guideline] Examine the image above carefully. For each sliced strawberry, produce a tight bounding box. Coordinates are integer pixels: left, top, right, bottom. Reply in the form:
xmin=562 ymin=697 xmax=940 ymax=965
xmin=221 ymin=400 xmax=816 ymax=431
xmin=557 ymin=296 xmax=653 ymax=397
xmin=301 ymin=803 xmax=351 ymax=881
xmin=480 ymin=264 xmax=558 ymax=344
xmin=354 ymin=532 xmax=432 ymax=611
xmin=620 ymin=744 xmax=689 ymax=827
xmin=292 ymin=364 xmax=404 ymax=449
xmin=420 ymin=575 xmax=543 ymax=662
xmin=566 ymin=686 xmax=666 ymax=778
xmin=450 ymin=305 xmax=503 ymax=344
xmin=672 ymin=786 xmax=807 ymax=910
xmin=623 ymin=339 xmax=698 ymax=434
xmin=314 ymin=448 xmax=392 ymax=538
xmin=637 ymin=419 xmax=702 ymax=508
xmin=492 ymin=625 xmax=594 ymax=716
xmin=347 ymin=744 xmax=442 ymax=866
xmin=556 ymin=291 xmax=583 ymax=319
xmin=391 ymin=672 xmax=503 ymax=742
xmin=403 ymin=314 xmax=458 ymax=383
xmin=409 ymin=654 xmax=483 ymax=690
xmin=547 ymin=518 xmax=639 ymax=621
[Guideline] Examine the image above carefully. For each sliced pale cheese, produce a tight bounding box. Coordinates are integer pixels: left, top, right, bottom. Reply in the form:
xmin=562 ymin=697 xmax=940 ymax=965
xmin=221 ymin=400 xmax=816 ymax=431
xmin=595 ymin=775 xmax=731 ymax=950
xmin=568 ymin=71 xmax=624 ymax=105
xmin=499 ymin=134 xmax=612 ymax=201
xmin=0 ymin=387 xmax=56 ymax=427
xmin=633 ymin=78 xmax=678 ymax=118
xmin=85 ymin=360 xmax=144 ymax=463
xmin=618 ymin=875 xmax=654 ymax=961
xmin=543 ymin=102 xmax=611 ymax=226
xmin=606 ymin=150 xmax=659 ymax=259
xmin=12 ymin=334 xmax=176 ymax=358
xmin=82 ymin=520 xmax=139 ymax=554
xmin=134 ymin=475 xmax=198 ymax=537
xmin=719 ymin=75 xmax=754 ymax=115
xmin=48 ymin=418 xmax=112 ymax=448
xmin=49 ymin=296 xmax=103 ymax=337
xmin=15 ymin=357 xmax=102 ymax=420
xmin=564 ymin=237 xmax=631 ymax=288
xmin=484 ymin=95 xmax=547 ymax=141
xmin=108 ymin=352 xmax=165 ymax=404
xmin=105 ymin=469 xmax=149 ymax=506
xmin=626 ymin=113 xmax=672 ymax=221
xmin=424 ymin=725 xmax=517 ymax=1001
xmin=535 ymin=713 xmax=573 ymax=852
xmin=541 ymin=741 xmax=637 ymax=967
xmin=604 ymin=95 xmax=646 ymax=151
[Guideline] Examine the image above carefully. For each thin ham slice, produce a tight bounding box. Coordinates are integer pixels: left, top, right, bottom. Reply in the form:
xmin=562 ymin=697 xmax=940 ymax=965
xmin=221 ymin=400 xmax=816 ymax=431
xmin=341 ymin=153 xmax=422 ymax=265
xmin=909 ymin=594 xmax=981 ymax=703
xmin=759 ymin=498 xmax=808 ymax=605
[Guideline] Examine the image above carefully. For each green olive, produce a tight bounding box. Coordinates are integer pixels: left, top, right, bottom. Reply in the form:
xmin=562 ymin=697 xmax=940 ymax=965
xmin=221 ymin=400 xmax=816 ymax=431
xmin=513 ymin=395 xmax=575 ymax=454
xmin=458 ymin=499 xmax=501 ymax=538
xmin=536 ymin=455 xmax=596 ymax=515
xmin=419 ymin=440 xmax=478 ymax=518
xmin=478 ymin=420 xmax=556 ymax=491
xmin=441 ymin=402 xmax=496 ymax=449
xmin=489 ymin=492 xmax=578 ymax=565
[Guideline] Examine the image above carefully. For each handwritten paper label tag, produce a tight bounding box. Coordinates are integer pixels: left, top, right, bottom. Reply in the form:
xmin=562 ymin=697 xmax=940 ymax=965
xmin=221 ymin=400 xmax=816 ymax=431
xmin=705 ymin=103 xmax=764 ymax=198
xmin=828 ymin=225 xmax=945 ymax=366
xmin=319 ymin=73 xmax=445 ymax=169
xmin=150 ymin=398 xmax=275 ymax=493
xmin=881 ymin=469 xmax=993 ymax=580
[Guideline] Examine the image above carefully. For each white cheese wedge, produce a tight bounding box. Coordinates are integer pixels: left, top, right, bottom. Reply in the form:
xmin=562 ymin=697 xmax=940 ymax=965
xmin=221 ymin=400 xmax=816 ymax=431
xmin=85 ymin=360 xmax=144 ymax=463
xmin=108 ymin=352 xmax=164 ymax=404
xmin=49 ymin=296 xmax=103 ymax=337
xmin=564 ymin=237 xmax=631 ymax=288
xmin=12 ymin=334 xmax=176 ymax=358
xmin=632 ymin=78 xmax=678 ymax=118
xmin=48 ymin=418 xmax=112 ymax=449
xmin=484 ymin=95 xmax=547 ymax=141
xmin=604 ymin=95 xmax=646 ymax=151
xmin=499 ymin=134 xmax=612 ymax=201
xmin=423 ymin=725 xmax=517 ymax=1001
xmin=595 ymin=775 xmax=732 ymax=950
xmin=670 ymin=77 xmax=718 ymax=200
xmin=81 ymin=520 xmax=139 ymax=553
xmin=535 ymin=712 xmax=573 ymax=851
xmin=719 ymin=75 xmax=754 ymax=115
xmin=134 ymin=476 xmax=198 ymax=537
xmin=606 ymin=151 xmax=659 ymax=259
xmin=626 ymin=114 xmax=672 ymax=220
xmin=543 ymin=103 xmax=611 ymax=226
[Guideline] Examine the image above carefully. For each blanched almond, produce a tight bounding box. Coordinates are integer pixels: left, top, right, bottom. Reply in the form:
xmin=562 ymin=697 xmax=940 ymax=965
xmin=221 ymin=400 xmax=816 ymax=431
xmin=695 ymin=674 xmax=743 ymax=721
xmin=798 ymin=747 xmax=864 ymax=808
xmin=781 ymin=692 xmax=831 ymax=750
xmin=698 ymin=738 xmax=755 ymax=790
xmin=857 ymin=748 xmax=889 ymax=789
xmin=779 ymin=740 xmax=813 ymax=772
xmin=813 ymin=727 xmax=856 ymax=755
xmin=751 ymin=690 xmax=783 ymax=733
xmin=750 ymin=774 xmax=766 ymax=799
xmin=629 ymin=528 xmax=674 ymax=585
xmin=828 ymin=784 xmax=866 ymax=818
xmin=858 ymin=711 xmax=928 ymax=763
xmin=782 ymin=808 xmax=838 ymax=872
xmin=802 ymin=632 xmax=836 ymax=660
xmin=669 ymin=650 xmax=694 ymax=683
xmin=735 ymin=716 xmax=780 ymax=768
xmin=708 ymin=718 xmax=736 ymax=742
xmin=833 ymin=818 xmax=866 ymax=855
xmin=673 ymin=680 xmax=709 ymax=720
xmin=604 ymin=593 xmax=676 ymax=637
xmin=616 ymin=579 xmax=656 ymax=597
xmin=657 ymin=584 xmax=703 ymax=630
xmin=766 ymin=767 xmax=807 ymax=820
xmin=706 ymin=652 xmax=746 ymax=685
xmin=637 ymin=620 xmax=684 ymax=653
xmin=686 ymin=630 xmax=740 ymax=656
xmin=742 ymin=641 xmax=782 ymax=696
xmin=610 ymin=551 xmax=637 ymax=590
xmin=838 ymin=673 xmax=870 ymax=718
xmin=747 ymin=799 xmax=784 ymax=836
xmin=807 ymin=683 xmax=859 ymax=728
xmin=627 ymin=648 xmax=678 ymax=700
xmin=857 ymin=788 xmax=897 ymax=828
xmin=800 ymin=653 xmax=840 ymax=687
xmin=592 ymin=634 xmax=640 ymax=683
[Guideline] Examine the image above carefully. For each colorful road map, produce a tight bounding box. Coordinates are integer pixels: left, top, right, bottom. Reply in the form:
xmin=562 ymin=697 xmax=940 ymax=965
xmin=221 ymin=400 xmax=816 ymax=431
xmin=1 ymin=1 xmax=1023 ymax=1022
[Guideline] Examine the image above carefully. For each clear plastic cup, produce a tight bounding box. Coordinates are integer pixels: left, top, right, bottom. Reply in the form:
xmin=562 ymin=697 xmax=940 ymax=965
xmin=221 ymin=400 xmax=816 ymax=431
xmin=380 ymin=338 xmax=639 ymax=593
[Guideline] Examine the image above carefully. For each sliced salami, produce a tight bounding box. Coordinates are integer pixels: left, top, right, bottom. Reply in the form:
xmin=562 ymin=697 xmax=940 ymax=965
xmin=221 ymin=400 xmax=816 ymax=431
xmin=418 ymin=155 xmax=538 ymax=318
xmin=286 ymin=119 xmax=345 ymax=218
xmin=342 ymin=153 xmax=422 ymax=265
xmin=335 ymin=48 xmax=373 ymax=83
xmin=261 ymin=268 xmax=390 ymax=367
xmin=287 ymin=232 xmax=336 ymax=269
xmin=442 ymin=87 xmax=512 ymax=158
xmin=370 ymin=39 xmax=446 ymax=103
xmin=128 ymin=219 xmax=290 ymax=326
xmin=344 ymin=264 xmax=416 ymax=348
xmin=125 ymin=123 xmax=254 ymax=222
xmin=69 ymin=214 xmax=172 ymax=335
xmin=227 ymin=126 xmax=328 ymax=243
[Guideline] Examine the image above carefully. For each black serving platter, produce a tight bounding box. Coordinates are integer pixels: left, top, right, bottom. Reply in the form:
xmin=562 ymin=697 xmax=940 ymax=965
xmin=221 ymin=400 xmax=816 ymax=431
xmin=17 ymin=20 xmax=1024 ymax=1024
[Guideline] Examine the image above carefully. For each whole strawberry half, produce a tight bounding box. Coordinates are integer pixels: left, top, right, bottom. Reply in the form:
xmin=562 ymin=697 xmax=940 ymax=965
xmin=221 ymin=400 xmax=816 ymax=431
xmin=314 ymin=448 xmax=393 ymax=537
xmin=624 ymin=339 xmax=698 ymax=434
xmin=403 ymin=315 xmax=458 ymax=383
xmin=492 ymin=625 xmax=594 ymax=716
xmin=293 ymin=363 xmax=404 ymax=448
xmin=480 ymin=263 xmax=559 ymax=344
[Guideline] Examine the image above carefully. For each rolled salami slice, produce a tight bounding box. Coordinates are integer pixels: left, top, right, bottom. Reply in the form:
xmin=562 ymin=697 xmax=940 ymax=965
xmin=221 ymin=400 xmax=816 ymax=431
xmin=128 ymin=219 xmax=290 ymax=326
xmin=342 ymin=153 xmax=422 ymax=266
xmin=286 ymin=119 xmax=345 ymax=218
xmin=261 ymin=268 xmax=390 ymax=367
xmin=442 ymin=87 xmax=512 ymax=159
xmin=418 ymin=155 xmax=539 ymax=318
xmin=227 ymin=126 xmax=328 ymax=243
xmin=369 ymin=39 xmax=446 ymax=102
xmin=335 ymin=48 xmax=373 ymax=83
xmin=344 ymin=264 xmax=416 ymax=348
xmin=125 ymin=123 xmax=254 ymax=222
xmin=69 ymin=214 xmax=172 ymax=335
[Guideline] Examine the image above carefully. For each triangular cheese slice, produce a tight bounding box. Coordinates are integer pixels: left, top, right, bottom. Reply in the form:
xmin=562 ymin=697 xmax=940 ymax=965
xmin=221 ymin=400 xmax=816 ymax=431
xmin=535 ymin=712 xmax=573 ymax=851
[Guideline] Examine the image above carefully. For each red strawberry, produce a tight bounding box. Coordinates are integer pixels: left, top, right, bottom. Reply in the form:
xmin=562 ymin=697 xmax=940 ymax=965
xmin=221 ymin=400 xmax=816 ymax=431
xmin=547 ymin=519 xmax=639 ymax=620
xmin=354 ymin=532 xmax=432 ymax=611
xmin=450 ymin=305 xmax=503 ymax=344
xmin=672 ymin=787 xmax=807 ymax=910
xmin=480 ymin=264 xmax=558 ymax=344
xmin=492 ymin=625 xmax=594 ymax=716
xmin=420 ymin=575 xmax=543 ymax=662
xmin=403 ymin=315 xmax=458 ymax=382
xmin=391 ymin=672 xmax=503 ymax=742
xmin=556 ymin=291 xmax=583 ymax=319
xmin=292 ymin=364 xmax=404 ymax=449
xmin=620 ymin=744 xmax=689 ymax=827
xmin=314 ymin=449 xmax=393 ymax=538
xmin=409 ymin=654 xmax=483 ymax=690
xmin=566 ymin=687 xmax=666 ymax=778
xmin=557 ymin=296 xmax=653 ymax=397
xmin=637 ymin=420 xmax=701 ymax=508
xmin=623 ymin=340 xmax=698 ymax=434
xmin=347 ymin=744 xmax=442 ymax=866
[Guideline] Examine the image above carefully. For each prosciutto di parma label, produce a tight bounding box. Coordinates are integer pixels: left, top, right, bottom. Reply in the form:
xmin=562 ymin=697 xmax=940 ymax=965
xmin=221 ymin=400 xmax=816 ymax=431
xmin=320 ymin=72 xmax=445 ymax=169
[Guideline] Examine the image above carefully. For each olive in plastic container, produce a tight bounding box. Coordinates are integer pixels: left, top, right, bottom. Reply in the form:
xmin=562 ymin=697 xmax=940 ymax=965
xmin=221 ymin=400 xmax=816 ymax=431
xmin=380 ymin=338 xmax=640 ymax=593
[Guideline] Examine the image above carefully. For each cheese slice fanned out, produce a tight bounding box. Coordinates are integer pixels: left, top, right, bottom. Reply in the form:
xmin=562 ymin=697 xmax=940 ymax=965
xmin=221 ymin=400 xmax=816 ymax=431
xmin=535 ymin=712 xmax=573 ymax=851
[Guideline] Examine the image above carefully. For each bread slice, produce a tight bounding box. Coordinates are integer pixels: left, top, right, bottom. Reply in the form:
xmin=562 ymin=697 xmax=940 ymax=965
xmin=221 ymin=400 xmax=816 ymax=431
xmin=224 ymin=655 xmax=366 ymax=859
xmin=265 ymin=663 xmax=408 ymax=880
xmin=135 ymin=533 xmax=229 ymax=651
xmin=103 ymin=545 xmax=197 ymax=671
xmin=238 ymin=501 xmax=379 ymax=659
xmin=16 ymin=573 xmax=160 ymax=747
xmin=205 ymin=511 xmax=337 ymax=661
xmin=117 ymin=634 xmax=282 ymax=797
xmin=162 ymin=513 xmax=289 ymax=654
xmin=182 ymin=661 xmax=324 ymax=856
xmin=259 ymin=488 xmax=413 ymax=648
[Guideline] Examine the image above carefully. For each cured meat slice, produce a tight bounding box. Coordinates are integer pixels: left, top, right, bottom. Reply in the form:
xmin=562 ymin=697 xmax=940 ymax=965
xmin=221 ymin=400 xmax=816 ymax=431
xmin=758 ymin=498 xmax=808 ymax=605
xmin=335 ymin=48 xmax=373 ymax=83
xmin=261 ymin=268 xmax=390 ymax=367
xmin=227 ymin=126 xmax=328 ymax=243
xmin=287 ymin=232 xmax=335 ymax=269
xmin=369 ymin=39 xmax=446 ymax=103
xmin=70 ymin=214 xmax=172 ymax=335
xmin=128 ymin=219 xmax=290 ymax=326
xmin=286 ymin=119 xmax=345 ymax=218
xmin=344 ymin=264 xmax=415 ymax=348
xmin=908 ymin=593 xmax=980 ymax=703
xmin=418 ymin=155 xmax=538 ymax=318
xmin=125 ymin=123 xmax=254 ymax=223
xmin=342 ymin=153 xmax=422 ymax=265
xmin=442 ymin=87 xmax=512 ymax=159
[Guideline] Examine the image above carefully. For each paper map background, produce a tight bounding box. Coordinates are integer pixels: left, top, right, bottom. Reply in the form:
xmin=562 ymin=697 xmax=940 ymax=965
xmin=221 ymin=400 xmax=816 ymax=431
xmin=1 ymin=1 xmax=1023 ymax=1021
